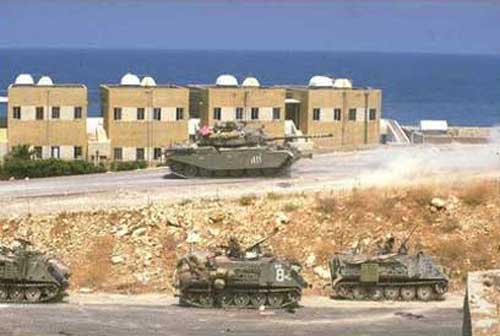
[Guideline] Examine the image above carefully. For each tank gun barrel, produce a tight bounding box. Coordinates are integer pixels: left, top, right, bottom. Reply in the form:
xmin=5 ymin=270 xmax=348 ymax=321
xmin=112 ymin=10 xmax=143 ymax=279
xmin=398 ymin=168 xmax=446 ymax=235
xmin=244 ymin=227 xmax=280 ymax=252
xmin=398 ymin=223 xmax=419 ymax=252
xmin=265 ymin=133 xmax=333 ymax=142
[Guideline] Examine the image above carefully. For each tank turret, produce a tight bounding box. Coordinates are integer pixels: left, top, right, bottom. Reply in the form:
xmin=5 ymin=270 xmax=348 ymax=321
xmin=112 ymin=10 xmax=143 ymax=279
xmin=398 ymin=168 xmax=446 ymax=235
xmin=174 ymin=228 xmax=307 ymax=309
xmin=0 ymin=239 xmax=71 ymax=303
xmin=329 ymin=226 xmax=448 ymax=301
xmin=165 ymin=122 xmax=332 ymax=178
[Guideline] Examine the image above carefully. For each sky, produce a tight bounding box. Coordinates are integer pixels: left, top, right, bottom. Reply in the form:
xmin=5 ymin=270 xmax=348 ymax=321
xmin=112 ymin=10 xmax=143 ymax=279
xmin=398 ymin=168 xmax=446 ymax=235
xmin=1 ymin=0 xmax=500 ymax=54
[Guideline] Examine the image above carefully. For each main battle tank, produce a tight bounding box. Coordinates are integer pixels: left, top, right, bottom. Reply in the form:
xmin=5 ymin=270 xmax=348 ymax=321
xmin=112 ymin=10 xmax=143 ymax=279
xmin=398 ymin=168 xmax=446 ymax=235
xmin=165 ymin=121 xmax=332 ymax=178
xmin=0 ymin=239 xmax=71 ymax=303
xmin=329 ymin=232 xmax=448 ymax=301
xmin=174 ymin=228 xmax=307 ymax=308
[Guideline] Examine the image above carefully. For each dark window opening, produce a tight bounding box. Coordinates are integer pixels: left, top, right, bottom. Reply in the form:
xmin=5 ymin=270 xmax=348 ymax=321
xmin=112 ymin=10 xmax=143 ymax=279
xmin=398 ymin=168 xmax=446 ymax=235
xmin=74 ymin=107 xmax=82 ymax=119
xmin=176 ymin=107 xmax=184 ymax=121
xmin=114 ymin=148 xmax=123 ymax=161
xmin=235 ymin=107 xmax=243 ymax=120
xmin=213 ymin=107 xmax=221 ymax=120
xmin=13 ymin=106 xmax=21 ymax=119
xmin=51 ymin=106 xmax=60 ymax=119
xmin=136 ymin=148 xmax=145 ymax=161
xmin=313 ymin=108 xmax=320 ymax=121
xmin=154 ymin=148 xmax=162 ymax=160
xmin=153 ymin=108 xmax=161 ymax=121
xmin=334 ymin=108 xmax=342 ymax=121
xmin=36 ymin=107 xmax=44 ymax=120
xmin=74 ymin=146 xmax=82 ymax=159
xmin=349 ymin=108 xmax=357 ymax=121
xmin=272 ymin=107 xmax=281 ymax=120
xmin=369 ymin=108 xmax=377 ymax=121
xmin=114 ymin=108 xmax=122 ymax=121
xmin=137 ymin=108 xmax=145 ymax=120
xmin=251 ymin=107 xmax=259 ymax=120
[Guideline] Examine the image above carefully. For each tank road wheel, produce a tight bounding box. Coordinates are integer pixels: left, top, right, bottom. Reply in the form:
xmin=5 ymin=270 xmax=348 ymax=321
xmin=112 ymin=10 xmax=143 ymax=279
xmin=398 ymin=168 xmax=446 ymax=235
xmin=220 ymin=292 xmax=233 ymax=308
xmin=25 ymin=287 xmax=42 ymax=303
xmin=416 ymin=286 xmax=434 ymax=301
xmin=183 ymin=165 xmax=198 ymax=178
xmin=250 ymin=293 xmax=267 ymax=308
xmin=169 ymin=163 xmax=184 ymax=175
xmin=384 ymin=287 xmax=400 ymax=300
xmin=434 ymin=283 xmax=448 ymax=300
xmin=198 ymin=168 xmax=213 ymax=178
xmin=233 ymin=293 xmax=250 ymax=308
xmin=335 ymin=285 xmax=353 ymax=299
xmin=9 ymin=288 xmax=24 ymax=302
xmin=369 ymin=287 xmax=384 ymax=301
xmin=267 ymin=293 xmax=284 ymax=308
xmin=352 ymin=287 xmax=368 ymax=300
xmin=400 ymin=287 xmax=416 ymax=301
xmin=197 ymin=293 xmax=214 ymax=308
xmin=0 ymin=287 xmax=7 ymax=300
xmin=44 ymin=285 xmax=59 ymax=301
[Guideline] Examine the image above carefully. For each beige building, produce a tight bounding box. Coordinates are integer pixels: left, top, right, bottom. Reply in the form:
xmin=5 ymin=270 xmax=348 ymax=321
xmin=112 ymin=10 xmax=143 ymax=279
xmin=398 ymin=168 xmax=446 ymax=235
xmin=101 ymin=74 xmax=189 ymax=162
xmin=190 ymin=75 xmax=286 ymax=136
xmin=286 ymin=76 xmax=382 ymax=148
xmin=7 ymin=74 xmax=88 ymax=160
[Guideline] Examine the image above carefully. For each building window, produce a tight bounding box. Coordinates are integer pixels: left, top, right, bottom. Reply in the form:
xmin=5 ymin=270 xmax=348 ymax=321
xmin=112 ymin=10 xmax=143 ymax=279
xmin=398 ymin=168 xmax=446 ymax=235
xmin=51 ymin=146 xmax=60 ymax=159
xmin=369 ymin=108 xmax=377 ymax=121
xmin=33 ymin=146 xmax=42 ymax=159
xmin=137 ymin=108 xmax=145 ymax=120
xmin=136 ymin=148 xmax=145 ymax=161
xmin=114 ymin=108 xmax=122 ymax=120
xmin=251 ymin=107 xmax=259 ymax=120
xmin=74 ymin=107 xmax=82 ymax=119
xmin=51 ymin=106 xmax=60 ymax=119
xmin=334 ymin=108 xmax=342 ymax=121
xmin=176 ymin=107 xmax=184 ymax=121
xmin=154 ymin=147 xmax=162 ymax=160
xmin=153 ymin=108 xmax=161 ymax=121
xmin=349 ymin=108 xmax=357 ymax=121
xmin=113 ymin=147 xmax=123 ymax=161
xmin=213 ymin=107 xmax=221 ymax=120
xmin=36 ymin=107 xmax=44 ymax=120
xmin=235 ymin=107 xmax=243 ymax=120
xmin=272 ymin=107 xmax=281 ymax=120
xmin=13 ymin=106 xmax=21 ymax=119
xmin=74 ymin=146 xmax=82 ymax=159
xmin=313 ymin=108 xmax=321 ymax=121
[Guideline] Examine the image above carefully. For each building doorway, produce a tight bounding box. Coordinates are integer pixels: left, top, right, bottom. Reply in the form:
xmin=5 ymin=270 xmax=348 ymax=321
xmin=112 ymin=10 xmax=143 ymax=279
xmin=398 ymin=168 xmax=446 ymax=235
xmin=285 ymin=101 xmax=301 ymax=130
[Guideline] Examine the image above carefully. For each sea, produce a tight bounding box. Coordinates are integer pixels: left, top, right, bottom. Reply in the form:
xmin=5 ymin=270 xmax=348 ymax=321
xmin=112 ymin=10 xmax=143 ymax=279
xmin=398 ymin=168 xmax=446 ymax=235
xmin=0 ymin=49 xmax=499 ymax=127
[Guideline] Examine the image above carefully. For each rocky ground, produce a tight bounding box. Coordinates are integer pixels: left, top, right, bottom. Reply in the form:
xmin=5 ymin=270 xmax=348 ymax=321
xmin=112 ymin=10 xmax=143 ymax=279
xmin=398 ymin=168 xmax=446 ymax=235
xmin=0 ymin=179 xmax=499 ymax=295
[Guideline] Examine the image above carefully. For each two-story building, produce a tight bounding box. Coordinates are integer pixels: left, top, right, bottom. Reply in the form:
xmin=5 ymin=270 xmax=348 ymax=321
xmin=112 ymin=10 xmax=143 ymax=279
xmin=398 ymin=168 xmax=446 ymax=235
xmin=7 ymin=74 xmax=88 ymax=159
xmin=100 ymin=73 xmax=189 ymax=162
xmin=286 ymin=76 xmax=382 ymax=148
xmin=190 ymin=75 xmax=286 ymax=136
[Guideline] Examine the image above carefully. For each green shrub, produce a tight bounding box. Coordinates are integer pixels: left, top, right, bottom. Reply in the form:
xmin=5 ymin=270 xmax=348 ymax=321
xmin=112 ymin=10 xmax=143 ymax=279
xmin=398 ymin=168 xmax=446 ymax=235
xmin=110 ymin=160 xmax=147 ymax=172
xmin=3 ymin=158 xmax=106 ymax=179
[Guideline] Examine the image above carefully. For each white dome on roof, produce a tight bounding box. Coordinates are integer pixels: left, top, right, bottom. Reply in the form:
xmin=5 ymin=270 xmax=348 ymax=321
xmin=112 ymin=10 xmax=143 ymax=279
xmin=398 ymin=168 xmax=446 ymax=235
xmin=120 ymin=73 xmax=141 ymax=86
xmin=242 ymin=76 xmax=260 ymax=87
xmin=141 ymin=76 xmax=157 ymax=87
xmin=14 ymin=74 xmax=35 ymax=85
xmin=308 ymin=75 xmax=333 ymax=88
xmin=37 ymin=76 xmax=54 ymax=86
xmin=333 ymin=78 xmax=353 ymax=89
xmin=215 ymin=74 xmax=238 ymax=87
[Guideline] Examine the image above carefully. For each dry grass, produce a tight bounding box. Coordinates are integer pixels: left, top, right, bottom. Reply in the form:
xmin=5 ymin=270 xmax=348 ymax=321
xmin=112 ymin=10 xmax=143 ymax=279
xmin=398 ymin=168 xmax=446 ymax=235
xmin=238 ymin=194 xmax=257 ymax=206
xmin=459 ymin=181 xmax=499 ymax=207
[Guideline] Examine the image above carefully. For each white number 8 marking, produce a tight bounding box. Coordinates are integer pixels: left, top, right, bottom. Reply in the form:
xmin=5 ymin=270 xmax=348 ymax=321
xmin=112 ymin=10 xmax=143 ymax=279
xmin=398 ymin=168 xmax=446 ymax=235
xmin=276 ymin=268 xmax=285 ymax=282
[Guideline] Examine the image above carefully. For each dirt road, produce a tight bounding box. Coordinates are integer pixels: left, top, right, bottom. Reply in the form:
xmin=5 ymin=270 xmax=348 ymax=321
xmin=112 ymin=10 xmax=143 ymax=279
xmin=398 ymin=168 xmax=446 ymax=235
xmin=0 ymin=144 xmax=498 ymax=216
xmin=0 ymin=293 xmax=463 ymax=336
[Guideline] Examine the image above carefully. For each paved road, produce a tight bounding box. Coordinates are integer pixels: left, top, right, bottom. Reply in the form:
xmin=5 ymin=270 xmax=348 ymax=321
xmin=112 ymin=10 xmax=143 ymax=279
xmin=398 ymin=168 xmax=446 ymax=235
xmin=0 ymin=144 xmax=498 ymax=215
xmin=0 ymin=294 xmax=463 ymax=336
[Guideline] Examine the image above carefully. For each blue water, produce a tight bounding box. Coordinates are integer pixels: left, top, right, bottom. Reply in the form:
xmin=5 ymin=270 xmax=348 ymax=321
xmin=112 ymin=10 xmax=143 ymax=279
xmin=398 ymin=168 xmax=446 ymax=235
xmin=0 ymin=49 xmax=499 ymax=126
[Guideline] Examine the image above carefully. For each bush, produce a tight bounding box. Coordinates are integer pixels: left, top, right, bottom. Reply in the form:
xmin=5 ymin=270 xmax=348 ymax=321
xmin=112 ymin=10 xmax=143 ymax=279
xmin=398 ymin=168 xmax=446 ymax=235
xmin=3 ymin=158 xmax=106 ymax=179
xmin=110 ymin=160 xmax=147 ymax=172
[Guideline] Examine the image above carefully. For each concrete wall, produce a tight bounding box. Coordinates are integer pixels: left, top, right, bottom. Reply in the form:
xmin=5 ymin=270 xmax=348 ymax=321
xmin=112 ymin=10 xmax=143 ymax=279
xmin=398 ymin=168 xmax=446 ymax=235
xmin=7 ymin=85 xmax=88 ymax=159
xmin=197 ymin=86 xmax=286 ymax=136
xmin=101 ymin=85 xmax=189 ymax=161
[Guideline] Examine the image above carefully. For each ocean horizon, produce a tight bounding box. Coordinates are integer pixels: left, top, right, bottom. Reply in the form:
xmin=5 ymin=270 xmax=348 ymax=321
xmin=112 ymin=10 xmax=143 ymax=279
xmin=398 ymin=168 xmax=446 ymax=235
xmin=0 ymin=49 xmax=499 ymax=127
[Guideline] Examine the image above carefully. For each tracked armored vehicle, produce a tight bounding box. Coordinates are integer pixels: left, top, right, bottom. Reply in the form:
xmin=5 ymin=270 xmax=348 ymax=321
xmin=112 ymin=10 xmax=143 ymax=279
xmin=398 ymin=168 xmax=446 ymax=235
xmin=329 ymin=234 xmax=448 ymax=301
xmin=174 ymin=229 xmax=307 ymax=309
xmin=0 ymin=239 xmax=71 ymax=303
xmin=165 ymin=122 xmax=331 ymax=178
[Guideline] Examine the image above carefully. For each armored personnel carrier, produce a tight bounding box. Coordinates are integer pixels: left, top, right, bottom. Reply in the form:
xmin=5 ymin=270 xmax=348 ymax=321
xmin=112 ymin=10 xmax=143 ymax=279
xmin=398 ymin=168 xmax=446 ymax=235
xmin=165 ymin=121 xmax=332 ymax=178
xmin=0 ymin=239 xmax=71 ymax=303
xmin=174 ymin=228 xmax=307 ymax=308
xmin=329 ymin=232 xmax=448 ymax=301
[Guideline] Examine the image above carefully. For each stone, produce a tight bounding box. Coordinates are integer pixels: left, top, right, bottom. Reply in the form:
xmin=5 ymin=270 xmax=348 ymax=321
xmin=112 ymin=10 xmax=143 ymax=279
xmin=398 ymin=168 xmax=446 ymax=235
xmin=116 ymin=225 xmax=129 ymax=237
xmin=275 ymin=212 xmax=289 ymax=225
xmin=208 ymin=227 xmax=220 ymax=237
xmin=430 ymin=198 xmax=447 ymax=210
xmin=111 ymin=255 xmax=125 ymax=265
xmin=305 ymin=254 xmax=316 ymax=267
xmin=132 ymin=227 xmax=147 ymax=237
xmin=313 ymin=266 xmax=330 ymax=280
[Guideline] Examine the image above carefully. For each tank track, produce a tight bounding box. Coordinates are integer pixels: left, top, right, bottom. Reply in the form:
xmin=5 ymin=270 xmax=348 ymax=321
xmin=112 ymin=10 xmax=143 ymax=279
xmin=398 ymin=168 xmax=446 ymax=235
xmin=333 ymin=280 xmax=448 ymax=301
xmin=168 ymin=161 xmax=293 ymax=179
xmin=0 ymin=282 xmax=64 ymax=303
xmin=178 ymin=288 xmax=302 ymax=309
